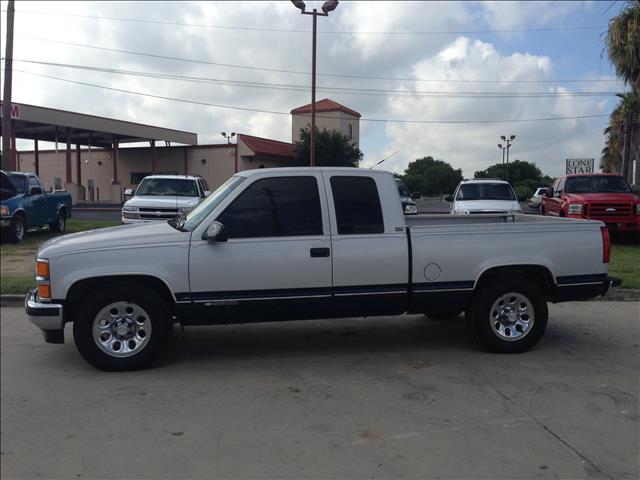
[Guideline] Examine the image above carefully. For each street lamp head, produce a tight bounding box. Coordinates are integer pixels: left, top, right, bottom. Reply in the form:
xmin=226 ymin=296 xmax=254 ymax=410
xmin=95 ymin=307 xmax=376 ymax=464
xmin=500 ymin=135 xmax=506 ymax=141
xmin=231 ymin=132 xmax=236 ymax=137
xmin=510 ymin=135 xmax=516 ymax=140
xmin=291 ymin=0 xmax=306 ymax=12
xmin=322 ymin=0 xmax=339 ymax=13
xmin=497 ymin=144 xmax=503 ymax=148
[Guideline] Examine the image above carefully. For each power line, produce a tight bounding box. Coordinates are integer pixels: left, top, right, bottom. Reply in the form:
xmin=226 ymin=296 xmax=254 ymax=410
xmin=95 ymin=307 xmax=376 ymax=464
xmin=11 ymin=68 xmax=610 ymax=124
xmin=10 ymin=59 xmax=621 ymax=98
xmin=17 ymin=36 xmax=621 ymax=84
xmin=8 ymin=8 xmax=608 ymax=35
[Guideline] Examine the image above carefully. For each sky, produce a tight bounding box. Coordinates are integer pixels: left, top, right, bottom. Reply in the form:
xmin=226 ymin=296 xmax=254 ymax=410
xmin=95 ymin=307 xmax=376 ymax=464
xmin=0 ymin=0 xmax=629 ymax=178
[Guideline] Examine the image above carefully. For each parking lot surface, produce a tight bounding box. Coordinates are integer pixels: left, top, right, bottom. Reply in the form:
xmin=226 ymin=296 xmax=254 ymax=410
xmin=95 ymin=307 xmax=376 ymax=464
xmin=1 ymin=302 xmax=638 ymax=479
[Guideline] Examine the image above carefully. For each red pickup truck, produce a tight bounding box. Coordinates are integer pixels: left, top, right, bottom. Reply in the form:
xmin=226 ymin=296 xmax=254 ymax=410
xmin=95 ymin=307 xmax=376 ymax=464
xmin=542 ymin=173 xmax=640 ymax=234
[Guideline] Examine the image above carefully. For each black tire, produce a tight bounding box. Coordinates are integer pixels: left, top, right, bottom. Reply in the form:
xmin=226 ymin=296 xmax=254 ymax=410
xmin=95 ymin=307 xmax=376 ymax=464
xmin=467 ymin=275 xmax=548 ymax=353
xmin=73 ymin=283 xmax=172 ymax=371
xmin=7 ymin=214 xmax=26 ymax=243
xmin=50 ymin=210 xmax=66 ymax=233
xmin=424 ymin=309 xmax=464 ymax=320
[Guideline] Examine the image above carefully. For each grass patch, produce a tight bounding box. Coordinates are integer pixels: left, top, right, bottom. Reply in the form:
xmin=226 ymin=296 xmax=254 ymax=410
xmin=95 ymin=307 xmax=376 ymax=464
xmin=1 ymin=219 xmax=120 ymax=256
xmin=610 ymin=243 xmax=640 ymax=289
xmin=1 ymin=275 xmax=35 ymax=295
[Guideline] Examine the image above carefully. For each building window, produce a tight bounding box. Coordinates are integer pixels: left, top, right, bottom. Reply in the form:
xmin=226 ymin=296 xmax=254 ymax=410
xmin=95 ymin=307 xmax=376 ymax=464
xmin=54 ymin=178 xmax=62 ymax=190
xmin=348 ymin=123 xmax=353 ymax=140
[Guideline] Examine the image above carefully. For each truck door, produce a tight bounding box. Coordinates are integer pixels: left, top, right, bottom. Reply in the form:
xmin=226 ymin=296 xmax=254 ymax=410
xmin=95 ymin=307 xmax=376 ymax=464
xmin=323 ymin=173 xmax=409 ymax=316
xmin=547 ymin=177 xmax=566 ymax=216
xmin=25 ymin=176 xmax=46 ymax=227
xmin=187 ymin=173 xmax=333 ymax=323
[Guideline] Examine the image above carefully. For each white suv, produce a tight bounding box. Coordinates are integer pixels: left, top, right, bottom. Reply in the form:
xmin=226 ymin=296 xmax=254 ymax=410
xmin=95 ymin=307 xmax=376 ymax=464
xmin=446 ymin=179 xmax=522 ymax=214
xmin=122 ymin=175 xmax=210 ymax=224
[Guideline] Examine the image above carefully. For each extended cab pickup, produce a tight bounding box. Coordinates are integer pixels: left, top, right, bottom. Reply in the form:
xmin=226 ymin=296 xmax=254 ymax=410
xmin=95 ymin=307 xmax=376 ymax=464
xmin=26 ymin=168 xmax=619 ymax=371
xmin=1 ymin=171 xmax=72 ymax=243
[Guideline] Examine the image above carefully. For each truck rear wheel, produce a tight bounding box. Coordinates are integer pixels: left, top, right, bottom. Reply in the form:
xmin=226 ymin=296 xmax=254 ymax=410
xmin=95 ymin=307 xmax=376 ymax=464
xmin=73 ymin=284 xmax=172 ymax=371
xmin=467 ymin=275 xmax=548 ymax=353
xmin=50 ymin=210 xmax=66 ymax=233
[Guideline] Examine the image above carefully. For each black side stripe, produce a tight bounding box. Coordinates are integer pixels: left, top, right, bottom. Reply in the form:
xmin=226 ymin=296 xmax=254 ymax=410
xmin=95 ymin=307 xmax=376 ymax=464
xmin=413 ymin=281 xmax=475 ymax=292
xmin=556 ymin=274 xmax=607 ymax=285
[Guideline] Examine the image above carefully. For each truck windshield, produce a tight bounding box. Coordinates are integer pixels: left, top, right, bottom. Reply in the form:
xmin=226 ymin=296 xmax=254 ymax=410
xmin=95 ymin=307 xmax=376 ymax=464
xmin=136 ymin=178 xmax=199 ymax=197
xmin=180 ymin=176 xmax=246 ymax=231
xmin=6 ymin=174 xmax=26 ymax=194
xmin=456 ymin=183 xmax=515 ymax=201
xmin=565 ymin=176 xmax=632 ymax=194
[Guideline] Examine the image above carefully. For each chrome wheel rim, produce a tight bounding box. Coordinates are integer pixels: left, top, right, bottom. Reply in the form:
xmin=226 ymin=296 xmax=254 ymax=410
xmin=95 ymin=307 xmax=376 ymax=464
xmin=15 ymin=220 xmax=24 ymax=240
xmin=92 ymin=301 xmax=152 ymax=357
xmin=58 ymin=214 xmax=65 ymax=231
xmin=489 ymin=292 xmax=535 ymax=341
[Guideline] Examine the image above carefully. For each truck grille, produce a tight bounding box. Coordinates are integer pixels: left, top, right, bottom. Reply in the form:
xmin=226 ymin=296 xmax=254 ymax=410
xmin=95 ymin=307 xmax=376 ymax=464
xmin=586 ymin=203 xmax=633 ymax=220
xmin=138 ymin=207 xmax=179 ymax=220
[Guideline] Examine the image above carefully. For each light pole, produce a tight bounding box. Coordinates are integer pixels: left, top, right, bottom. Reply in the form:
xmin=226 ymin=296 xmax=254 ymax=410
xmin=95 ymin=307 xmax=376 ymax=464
xmin=499 ymin=135 xmax=516 ymax=182
xmin=497 ymin=143 xmax=506 ymax=179
xmin=292 ymin=0 xmax=339 ymax=167
xmin=221 ymin=132 xmax=236 ymax=144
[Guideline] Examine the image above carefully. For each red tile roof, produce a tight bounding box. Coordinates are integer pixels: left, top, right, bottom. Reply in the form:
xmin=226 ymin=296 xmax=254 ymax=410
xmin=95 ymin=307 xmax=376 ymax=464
xmin=290 ymin=98 xmax=361 ymax=118
xmin=237 ymin=134 xmax=294 ymax=159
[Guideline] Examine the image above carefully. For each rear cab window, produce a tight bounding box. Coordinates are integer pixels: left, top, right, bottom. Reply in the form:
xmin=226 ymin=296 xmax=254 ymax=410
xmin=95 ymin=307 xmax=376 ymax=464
xmin=330 ymin=176 xmax=384 ymax=234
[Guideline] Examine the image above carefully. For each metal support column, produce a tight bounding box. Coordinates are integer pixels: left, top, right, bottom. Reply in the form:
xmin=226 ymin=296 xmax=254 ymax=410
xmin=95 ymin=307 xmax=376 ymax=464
xmin=112 ymin=136 xmax=119 ymax=184
xmin=34 ymin=139 xmax=39 ymax=176
xmin=65 ymin=130 xmax=72 ymax=183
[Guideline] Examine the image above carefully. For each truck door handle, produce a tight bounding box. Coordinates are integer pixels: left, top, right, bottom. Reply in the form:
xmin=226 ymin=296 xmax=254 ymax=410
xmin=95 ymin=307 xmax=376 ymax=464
xmin=310 ymin=248 xmax=330 ymax=258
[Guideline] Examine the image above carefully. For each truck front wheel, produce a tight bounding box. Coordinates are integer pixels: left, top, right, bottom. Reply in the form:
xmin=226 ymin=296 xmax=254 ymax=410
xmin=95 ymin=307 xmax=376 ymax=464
xmin=73 ymin=284 xmax=172 ymax=371
xmin=468 ymin=275 xmax=548 ymax=353
xmin=7 ymin=214 xmax=26 ymax=243
xmin=50 ymin=210 xmax=66 ymax=233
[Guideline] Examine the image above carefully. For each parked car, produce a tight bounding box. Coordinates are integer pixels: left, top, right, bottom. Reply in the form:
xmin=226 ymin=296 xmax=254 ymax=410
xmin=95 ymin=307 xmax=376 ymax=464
xmin=541 ymin=173 xmax=640 ymax=234
xmin=26 ymin=167 xmax=619 ymax=370
xmin=528 ymin=188 xmax=547 ymax=209
xmin=395 ymin=178 xmax=418 ymax=214
xmin=1 ymin=170 xmax=72 ymax=243
xmin=122 ymin=175 xmax=211 ymax=224
xmin=446 ymin=179 xmax=523 ymax=214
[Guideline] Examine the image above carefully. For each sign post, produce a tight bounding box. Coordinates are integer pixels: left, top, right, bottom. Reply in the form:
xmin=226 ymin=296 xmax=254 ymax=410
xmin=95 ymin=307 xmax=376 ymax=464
xmin=566 ymin=158 xmax=594 ymax=174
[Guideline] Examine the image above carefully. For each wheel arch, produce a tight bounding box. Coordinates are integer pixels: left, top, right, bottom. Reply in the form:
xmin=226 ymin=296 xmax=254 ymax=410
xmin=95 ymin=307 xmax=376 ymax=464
xmin=474 ymin=264 xmax=556 ymax=298
xmin=63 ymin=274 xmax=177 ymax=324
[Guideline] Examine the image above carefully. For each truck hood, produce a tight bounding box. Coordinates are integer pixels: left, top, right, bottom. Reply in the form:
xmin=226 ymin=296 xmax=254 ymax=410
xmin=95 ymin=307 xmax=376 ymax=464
xmin=38 ymin=221 xmax=190 ymax=259
xmin=564 ymin=192 xmax=640 ymax=203
xmin=454 ymin=199 xmax=521 ymax=213
xmin=124 ymin=195 xmax=200 ymax=209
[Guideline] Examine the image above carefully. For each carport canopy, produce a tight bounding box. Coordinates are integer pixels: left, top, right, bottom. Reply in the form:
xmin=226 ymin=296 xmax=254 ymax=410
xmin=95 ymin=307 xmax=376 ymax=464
xmin=3 ymin=102 xmax=197 ymax=148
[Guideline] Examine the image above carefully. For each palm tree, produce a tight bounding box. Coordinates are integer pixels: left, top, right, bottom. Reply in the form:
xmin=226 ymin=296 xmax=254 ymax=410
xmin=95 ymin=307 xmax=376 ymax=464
xmin=600 ymin=92 xmax=639 ymax=178
xmin=606 ymin=0 xmax=640 ymax=91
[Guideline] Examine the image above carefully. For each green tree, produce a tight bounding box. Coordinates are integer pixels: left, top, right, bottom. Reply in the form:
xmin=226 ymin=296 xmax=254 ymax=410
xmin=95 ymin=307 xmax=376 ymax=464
xmin=600 ymin=91 xmax=639 ymax=176
xmin=401 ymin=156 xmax=463 ymax=196
xmin=293 ymin=127 xmax=363 ymax=167
xmin=605 ymin=0 xmax=640 ymax=91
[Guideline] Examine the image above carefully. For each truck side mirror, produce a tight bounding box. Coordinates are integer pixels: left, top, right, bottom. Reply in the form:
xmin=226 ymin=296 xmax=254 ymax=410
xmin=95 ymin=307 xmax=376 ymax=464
xmin=29 ymin=186 xmax=43 ymax=195
xmin=202 ymin=221 xmax=228 ymax=242
xmin=444 ymin=194 xmax=453 ymax=202
xmin=204 ymin=190 xmax=212 ymax=197
xmin=545 ymin=188 xmax=554 ymax=198
xmin=124 ymin=188 xmax=134 ymax=197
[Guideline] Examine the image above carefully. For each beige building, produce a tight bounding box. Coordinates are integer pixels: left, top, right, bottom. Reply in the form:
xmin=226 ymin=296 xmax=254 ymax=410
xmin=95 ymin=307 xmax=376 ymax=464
xmin=15 ymin=99 xmax=361 ymax=203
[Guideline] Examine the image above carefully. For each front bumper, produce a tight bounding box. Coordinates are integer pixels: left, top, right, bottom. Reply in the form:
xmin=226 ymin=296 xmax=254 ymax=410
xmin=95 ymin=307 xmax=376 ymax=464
xmin=1 ymin=215 xmax=12 ymax=227
xmin=25 ymin=289 xmax=65 ymax=343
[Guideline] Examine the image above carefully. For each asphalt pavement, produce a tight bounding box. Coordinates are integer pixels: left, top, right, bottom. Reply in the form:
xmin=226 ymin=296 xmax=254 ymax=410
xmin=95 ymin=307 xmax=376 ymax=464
xmin=1 ymin=302 xmax=638 ymax=479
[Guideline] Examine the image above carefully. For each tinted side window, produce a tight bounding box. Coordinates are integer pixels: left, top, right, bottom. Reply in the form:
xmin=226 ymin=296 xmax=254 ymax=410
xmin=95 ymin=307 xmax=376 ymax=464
xmin=217 ymin=177 xmax=322 ymax=238
xmin=331 ymin=176 xmax=384 ymax=234
xmin=28 ymin=177 xmax=39 ymax=188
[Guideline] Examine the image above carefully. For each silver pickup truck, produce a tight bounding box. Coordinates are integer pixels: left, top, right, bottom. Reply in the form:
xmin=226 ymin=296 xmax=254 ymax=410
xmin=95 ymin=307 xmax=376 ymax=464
xmin=26 ymin=168 xmax=619 ymax=370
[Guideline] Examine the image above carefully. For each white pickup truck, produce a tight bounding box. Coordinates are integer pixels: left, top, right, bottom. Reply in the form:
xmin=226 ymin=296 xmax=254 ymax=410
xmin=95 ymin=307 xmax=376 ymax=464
xmin=26 ymin=168 xmax=620 ymax=370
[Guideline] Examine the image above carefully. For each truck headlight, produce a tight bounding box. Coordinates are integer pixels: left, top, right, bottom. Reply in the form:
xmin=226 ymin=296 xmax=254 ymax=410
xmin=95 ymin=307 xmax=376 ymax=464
xmin=0 ymin=205 xmax=8 ymax=216
xmin=122 ymin=206 xmax=139 ymax=219
xmin=568 ymin=204 xmax=583 ymax=215
xmin=404 ymin=204 xmax=418 ymax=214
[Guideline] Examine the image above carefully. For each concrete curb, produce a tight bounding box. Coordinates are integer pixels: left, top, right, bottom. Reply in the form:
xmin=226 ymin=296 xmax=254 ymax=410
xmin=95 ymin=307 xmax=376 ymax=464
xmin=3 ymin=290 xmax=639 ymax=308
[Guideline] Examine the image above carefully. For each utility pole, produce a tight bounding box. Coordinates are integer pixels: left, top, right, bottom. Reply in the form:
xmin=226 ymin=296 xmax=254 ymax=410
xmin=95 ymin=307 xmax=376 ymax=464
xmin=2 ymin=0 xmax=15 ymax=171
xmin=499 ymin=135 xmax=516 ymax=182
xmin=621 ymin=109 xmax=632 ymax=182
